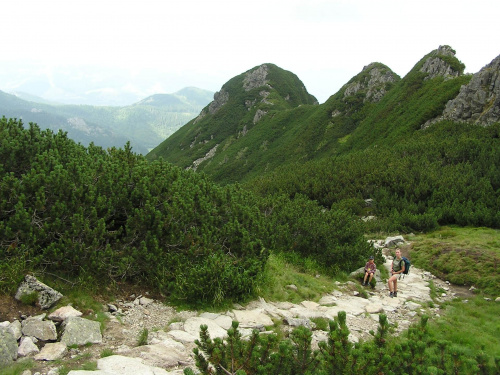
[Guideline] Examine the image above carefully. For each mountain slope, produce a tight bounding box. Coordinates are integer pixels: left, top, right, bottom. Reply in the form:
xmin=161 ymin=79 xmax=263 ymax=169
xmin=147 ymin=64 xmax=318 ymax=172
xmin=147 ymin=62 xmax=399 ymax=183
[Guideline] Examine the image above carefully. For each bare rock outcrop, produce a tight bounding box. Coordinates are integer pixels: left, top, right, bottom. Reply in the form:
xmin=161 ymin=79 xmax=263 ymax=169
xmin=243 ymin=65 xmax=270 ymax=91
xmin=343 ymin=63 xmax=398 ymax=103
xmin=424 ymin=53 xmax=500 ymax=127
xmin=420 ymin=45 xmax=462 ymax=80
xmin=208 ymin=89 xmax=229 ymax=115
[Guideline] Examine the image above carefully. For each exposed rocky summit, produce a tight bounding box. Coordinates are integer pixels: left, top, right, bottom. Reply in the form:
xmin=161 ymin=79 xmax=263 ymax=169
xmin=243 ymin=64 xmax=270 ymax=91
xmin=343 ymin=63 xmax=398 ymax=103
xmin=424 ymin=53 xmax=500 ymax=127
xmin=420 ymin=45 xmax=463 ymax=80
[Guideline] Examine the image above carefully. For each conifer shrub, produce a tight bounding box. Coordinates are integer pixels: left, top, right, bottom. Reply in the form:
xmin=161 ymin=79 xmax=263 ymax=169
xmin=0 ymin=118 xmax=268 ymax=304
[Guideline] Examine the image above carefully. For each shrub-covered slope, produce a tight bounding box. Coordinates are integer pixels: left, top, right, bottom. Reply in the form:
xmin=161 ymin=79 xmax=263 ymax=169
xmin=246 ymin=47 xmax=500 ymax=231
xmin=0 ymin=117 xmax=374 ymax=305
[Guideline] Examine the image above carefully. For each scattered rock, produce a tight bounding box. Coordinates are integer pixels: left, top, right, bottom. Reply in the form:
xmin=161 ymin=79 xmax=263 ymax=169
xmin=15 ymin=275 xmax=63 ymax=310
xmin=48 ymin=306 xmax=83 ymax=322
xmin=61 ymin=317 xmax=103 ymax=346
xmin=21 ymin=319 xmax=57 ymax=341
xmin=34 ymin=342 xmax=67 ymax=361
xmin=18 ymin=336 xmax=40 ymax=357
xmin=384 ymin=236 xmax=405 ymax=247
xmin=0 ymin=326 xmax=18 ymax=366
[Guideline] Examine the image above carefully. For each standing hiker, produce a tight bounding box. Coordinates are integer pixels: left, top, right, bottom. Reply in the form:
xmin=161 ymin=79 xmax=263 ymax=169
xmin=362 ymin=255 xmax=376 ymax=286
xmin=388 ymin=248 xmax=405 ymax=297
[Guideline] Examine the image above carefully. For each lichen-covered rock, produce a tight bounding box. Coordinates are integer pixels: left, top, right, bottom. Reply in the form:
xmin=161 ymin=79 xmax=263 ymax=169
xmin=21 ymin=319 xmax=57 ymax=341
xmin=15 ymin=275 xmax=63 ymax=309
xmin=0 ymin=326 xmax=18 ymax=367
xmin=60 ymin=317 xmax=103 ymax=346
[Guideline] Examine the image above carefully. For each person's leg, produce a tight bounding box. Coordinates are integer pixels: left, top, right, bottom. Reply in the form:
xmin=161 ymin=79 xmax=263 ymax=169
xmin=363 ymin=272 xmax=368 ymax=285
xmin=368 ymin=273 xmax=373 ymax=283
xmin=388 ymin=275 xmax=397 ymax=296
xmin=393 ymin=279 xmax=398 ymax=296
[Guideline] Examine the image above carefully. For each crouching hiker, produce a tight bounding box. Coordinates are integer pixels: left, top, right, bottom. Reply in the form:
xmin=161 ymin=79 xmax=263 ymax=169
xmin=362 ymin=255 xmax=376 ymax=286
xmin=388 ymin=248 xmax=405 ymax=297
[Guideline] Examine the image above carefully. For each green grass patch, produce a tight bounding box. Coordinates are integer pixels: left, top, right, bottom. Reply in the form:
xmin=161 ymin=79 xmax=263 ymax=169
xmin=428 ymin=296 xmax=500 ymax=364
xmin=256 ymin=252 xmax=338 ymax=304
xmin=100 ymin=348 xmax=115 ymax=358
xmin=137 ymin=328 xmax=149 ymax=346
xmin=0 ymin=359 xmax=34 ymax=375
xmin=19 ymin=291 xmax=38 ymax=306
xmin=409 ymin=226 xmax=500 ymax=295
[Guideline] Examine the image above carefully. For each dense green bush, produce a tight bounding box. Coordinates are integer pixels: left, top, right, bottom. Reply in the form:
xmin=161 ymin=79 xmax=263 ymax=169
xmin=0 ymin=118 xmax=268 ymax=304
xmin=260 ymin=194 xmax=377 ymax=273
xmin=1 ymin=117 xmax=373 ymax=304
xmin=248 ymin=122 xmax=500 ymax=232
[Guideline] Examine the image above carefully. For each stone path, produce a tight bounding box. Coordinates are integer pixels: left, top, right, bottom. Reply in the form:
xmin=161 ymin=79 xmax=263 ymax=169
xmin=7 ymin=247 xmax=461 ymax=375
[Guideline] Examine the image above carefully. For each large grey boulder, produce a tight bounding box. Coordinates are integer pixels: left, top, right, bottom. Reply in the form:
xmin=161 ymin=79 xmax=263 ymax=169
xmin=60 ymin=317 xmax=102 ymax=346
xmin=0 ymin=326 xmax=18 ymax=366
xmin=15 ymin=275 xmax=63 ymax=309
xmin=21 ymin=319 xmax=57 ymax=341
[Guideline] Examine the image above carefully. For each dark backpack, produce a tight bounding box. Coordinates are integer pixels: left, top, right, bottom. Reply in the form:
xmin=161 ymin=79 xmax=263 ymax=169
xmin=400 ymin=257 xmax=411 ymax=275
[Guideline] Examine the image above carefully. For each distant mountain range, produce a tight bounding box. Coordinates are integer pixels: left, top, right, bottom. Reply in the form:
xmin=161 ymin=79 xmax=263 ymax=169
xmin=0 ymin=87 xmax=214 ymax=154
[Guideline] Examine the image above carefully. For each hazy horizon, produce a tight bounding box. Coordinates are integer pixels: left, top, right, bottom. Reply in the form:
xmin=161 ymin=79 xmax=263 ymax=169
xmin=2 ymin=0 xmax=499 ymax=106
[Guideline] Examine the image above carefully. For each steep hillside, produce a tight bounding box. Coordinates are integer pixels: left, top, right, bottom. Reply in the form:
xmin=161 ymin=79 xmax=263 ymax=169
xmin=146 ymin=64 xmax=318 ymax=172
xmin=147 ymin=63 xmax=399 ymax=183
xmin=0 ymin=88 xmax=213 ymax=154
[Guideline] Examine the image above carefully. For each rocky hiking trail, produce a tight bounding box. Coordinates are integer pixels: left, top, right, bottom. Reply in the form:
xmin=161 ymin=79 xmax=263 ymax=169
xmin=1 ymin=243 xmax=474 ymax=375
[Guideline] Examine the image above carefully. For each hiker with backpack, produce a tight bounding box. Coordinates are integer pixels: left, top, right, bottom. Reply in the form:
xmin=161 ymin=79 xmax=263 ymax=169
xmin=362 ymin=255 xmax=376 ymax=286
xmin=388 ymin=248 xmax=405 ymax=298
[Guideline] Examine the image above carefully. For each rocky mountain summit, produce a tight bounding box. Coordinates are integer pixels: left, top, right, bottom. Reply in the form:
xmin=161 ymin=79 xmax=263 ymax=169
xmin=0 ymin=237 xmax=480 ymax=375
xmin=419 ymin=45 xmax=464 ymax=80
xmin=343 ymin=62 xmax=399 ymax=103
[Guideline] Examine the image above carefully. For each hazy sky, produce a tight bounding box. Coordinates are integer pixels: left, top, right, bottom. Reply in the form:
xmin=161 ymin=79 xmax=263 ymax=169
xmin=1 ymin=0 xmax=499 ymax=104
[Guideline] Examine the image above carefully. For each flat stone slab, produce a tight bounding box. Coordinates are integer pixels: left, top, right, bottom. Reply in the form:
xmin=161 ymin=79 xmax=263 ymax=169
xmin=183 ymin=317 xmax=227 ymax=339
xmin=119 ymin=344 xmax=192 ymax=370
xmin=35 ymin=342 xmax=67 ymax=361
xmin=166 ymin=330 xmax=197 ymax=344
xmin=231 ymin=309 xmax=273 ymax=328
